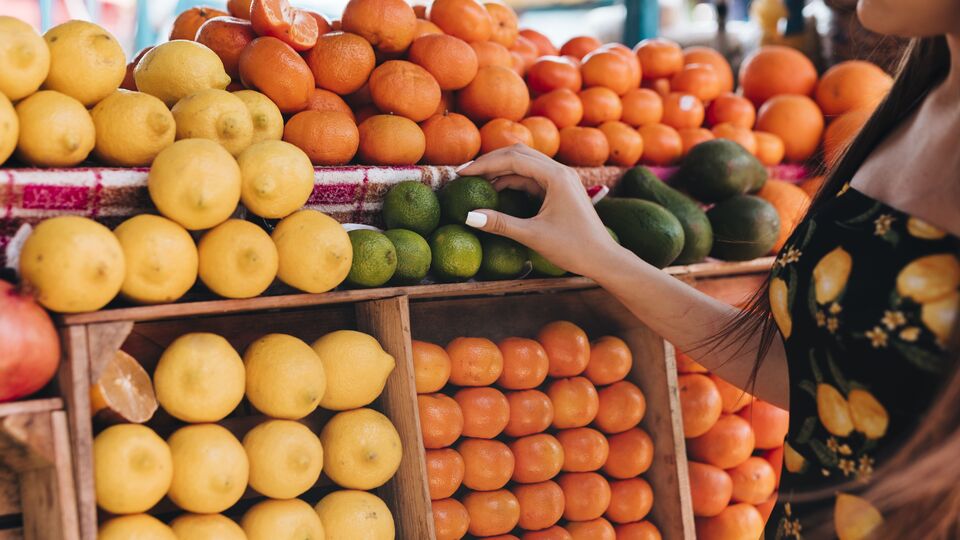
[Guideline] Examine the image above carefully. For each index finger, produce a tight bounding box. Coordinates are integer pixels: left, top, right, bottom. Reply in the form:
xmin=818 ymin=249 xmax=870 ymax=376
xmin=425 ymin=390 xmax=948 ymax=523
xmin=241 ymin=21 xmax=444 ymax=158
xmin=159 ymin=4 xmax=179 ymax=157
xmin=456 ymin=145 xmax=564 ymax=189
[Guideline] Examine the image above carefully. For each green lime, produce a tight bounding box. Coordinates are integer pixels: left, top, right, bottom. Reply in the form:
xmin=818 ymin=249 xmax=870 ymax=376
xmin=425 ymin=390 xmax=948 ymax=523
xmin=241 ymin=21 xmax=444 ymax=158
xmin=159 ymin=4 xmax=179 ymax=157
xmin=384 ymin=229 xmax=431 ymax=285
xmin=528 ymin=248 xmax=567 ymax=277
xmin=480 ymin=234 xmax=527 ymax=280
xmin=429 ymin=224 xmax=482 ymax=282
xmin=382 ymin=181 xmax=441 ymax=236
xmin=439 ymin=176 xmax=499 ymax=224
xmin=498 ymin=189 xmax=541 ymax=218
xmin=346 ymin=229 xmax=397 ymax=288
xmin=606 ymin=226 xmax=620 ymax=244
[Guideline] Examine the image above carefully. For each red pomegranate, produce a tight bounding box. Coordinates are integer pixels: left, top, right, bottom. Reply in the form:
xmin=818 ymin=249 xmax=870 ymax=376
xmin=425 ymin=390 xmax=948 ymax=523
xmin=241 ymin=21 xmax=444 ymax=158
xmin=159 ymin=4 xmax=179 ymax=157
xmin=0 ymin=281 xmax=60 ymax=402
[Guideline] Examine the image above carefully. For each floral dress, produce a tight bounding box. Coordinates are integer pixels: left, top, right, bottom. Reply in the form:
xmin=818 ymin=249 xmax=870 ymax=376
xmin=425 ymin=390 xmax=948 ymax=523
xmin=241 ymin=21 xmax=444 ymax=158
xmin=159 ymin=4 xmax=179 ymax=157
xmin=767 ymin=185 xmax=960 ymax=539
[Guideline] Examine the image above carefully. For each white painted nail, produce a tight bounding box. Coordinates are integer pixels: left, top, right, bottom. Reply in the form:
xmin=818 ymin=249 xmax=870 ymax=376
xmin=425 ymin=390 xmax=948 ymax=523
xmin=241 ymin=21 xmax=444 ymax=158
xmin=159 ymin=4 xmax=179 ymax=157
xmin=590 ymin=185 xmax=610 ymax=205
xmin=454 ymin=160 xmax=474 ymax=173
xmin=465 ymin=211 xmax=488 ymax=228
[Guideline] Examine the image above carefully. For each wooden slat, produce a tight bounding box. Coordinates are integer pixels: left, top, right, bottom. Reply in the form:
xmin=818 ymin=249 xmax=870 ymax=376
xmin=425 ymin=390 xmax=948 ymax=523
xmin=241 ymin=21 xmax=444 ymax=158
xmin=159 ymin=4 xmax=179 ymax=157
xmin=0 ymin=401 xmax=63 ymax=419
xmin=0 ymin=414 xmax=55 ymax=472
xmin=58 ymin=327 xmax=96 ymax=540
xmin=0 ymin=529 xmax=22 ymax=540
xmin=48 ymin=411 xmax=79 ymax=540
xmin=0 ymin=468 xmax=19 ymax=517
xmin=86 ymin=322 xmax=134 ymax=382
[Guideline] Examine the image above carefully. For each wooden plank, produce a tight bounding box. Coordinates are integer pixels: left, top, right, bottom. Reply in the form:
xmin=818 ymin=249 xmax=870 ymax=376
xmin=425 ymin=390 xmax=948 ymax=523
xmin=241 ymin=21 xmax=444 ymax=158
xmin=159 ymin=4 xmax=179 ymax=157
xmin=49 ymin=411 xmax=79 ymax=540
xmin=0 ymin=467 xmax=19 ymax=516
xmin=58 ymin=327 xmax=96 ymax=540
xmin=86 ymin=322 xmax=134 ymax=381
xmin=0 ymin=529 xmax=22 ymax=540
xmin=0 ymin=400 xmax=63 ymax=419
xmin=0 ymin=414 xmax=55 ymax=472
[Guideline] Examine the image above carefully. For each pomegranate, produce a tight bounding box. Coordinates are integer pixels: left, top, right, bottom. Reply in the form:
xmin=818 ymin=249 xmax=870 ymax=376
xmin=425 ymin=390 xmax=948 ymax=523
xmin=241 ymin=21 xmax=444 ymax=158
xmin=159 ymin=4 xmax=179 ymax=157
xmin=0 ymin=280 xmax=60 ymax=402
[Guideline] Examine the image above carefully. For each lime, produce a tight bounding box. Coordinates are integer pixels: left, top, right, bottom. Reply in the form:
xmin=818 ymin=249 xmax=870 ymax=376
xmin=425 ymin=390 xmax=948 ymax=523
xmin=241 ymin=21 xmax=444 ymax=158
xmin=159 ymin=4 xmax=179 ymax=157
xmin=498 ymin=189 xmax=541 ymax=218
xmin=606 ymin=226 xmax=620 ymax=244
xmin=384 ymin=229 xmax=431 ymax=285
xmin=347 ymin=230 xmax=397 ymax=288
xmin=382 ymin=181 xmax=440 ymax=236
xmin=480 ymin=235 xmax=527 ymax=280
xmin=439 ymin=176 xmax=499 ymax=224
xmin=429 ymin=225 xmax=482 ymax=282
xmin=529 ymin=248 xmax=567 ymax=277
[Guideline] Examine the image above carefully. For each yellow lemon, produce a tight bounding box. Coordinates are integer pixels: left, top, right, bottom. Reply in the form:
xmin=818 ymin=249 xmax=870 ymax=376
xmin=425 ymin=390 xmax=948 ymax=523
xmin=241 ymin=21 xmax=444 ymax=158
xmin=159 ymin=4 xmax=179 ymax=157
xmin=91 ymin=90 xmax=175 ymax=166
xmin=170 ymin=514 xmax=245 ymax=540
xmin=835 ymin=493 xmax=883 ymax=540
xmin=907 ymin=217 xmax=947 ymax=240
xmin=783 ymin=441 xmax=808 ymax=474
xmin=113 ymin=214 xmax=197 ymax=304
xmin=896 ymin=253 xmax=960 ymax=304
xmin=241 ymin=498 xmax=325 ymax=540
xmin=244 ymin=333 xmax=326 ymax=419
xmin=813 ymin=246 xmax=852 ymax=304
xmin=922 ymin=290 xmax=959 ymax=346
xmin=153 ymin=333 xmax=245 ymax=422
xmin=315 ymin=490 xmax=395 ymax=540
xmin=20 ymin=216 xmax=124 ymax=313
xmin=42 ymin=20 xmax=125 ymax=106
xmin=134 ymin=40 xmax=231 ymax=107
xmin=817 ymin=383 xmax=854 ymax=437
xmin=93 ymin=424 xmax=172 ymax=515
xmin=238 ymin=140 xmax=315 ymax=219
xmin=0 ymin=16 xmax=50 ymax=101
xmin=167 ymin=424 xmax=249 ymax=514
xmin=198 ymin=219 xmax=278 ymax=298
xmin=320 ymin=408 xmax=402 ymax=490
xmin=148 ymin=138 xmax=241 ymax=230
xmin=769 ymin=276 xmax=792 ymax=339
xmin=272 ymin=210 xmax=353 ymax=293
xmin=99 ymin=515 xmax=176 ymax=540
xmin=848 ymin=389 xmax=888 ymax=439
xmin=312 ymin=330 xmax=395 ymax=411
xmin=234 ymin=89 xmax=283 ymax=144
xmin=243 ymin=419 xmax=324 ymax=499
xmin=15 ymin=90 xmax=94 ymax=167
xmin=172 ymin=89 xmax=254 ymax=156
xmin=0 ymin=93 xmax=17 ymax=166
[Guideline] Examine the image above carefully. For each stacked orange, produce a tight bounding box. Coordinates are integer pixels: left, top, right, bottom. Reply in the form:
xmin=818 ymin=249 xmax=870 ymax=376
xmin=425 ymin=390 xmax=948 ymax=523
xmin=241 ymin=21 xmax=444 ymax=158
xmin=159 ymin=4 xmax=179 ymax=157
xmin=414 ymin=322 xmax=659 ymax=540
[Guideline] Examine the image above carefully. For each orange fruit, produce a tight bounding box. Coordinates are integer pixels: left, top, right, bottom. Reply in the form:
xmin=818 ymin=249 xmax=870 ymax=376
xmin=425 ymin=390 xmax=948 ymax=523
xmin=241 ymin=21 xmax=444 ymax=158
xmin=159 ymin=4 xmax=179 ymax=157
xmin=593 ymin=381 xmax=646 ymax=434
xmin=560 ymin=36 xmax=602 ymax=60
xmin=512 ymin=480 xmax=565 ymax=531
xmin=355 ymin=105 xmax=380 ymax=124
xmin=678 ymin=373 xmax=723 ymax=438
xmin=679 ymin=127 xmax=715 ymax=156
xmin=413 ymin=340 xmax=452 ymax=394
xmin=463 ymin=489 xmax=520 ymax=537
xmin=634 ymin=38 xmax=683 ymax=80
xmin=621 ymin=88 xmax=663 ymax=127
xmin=598 ymin=43 xmax=643 ymax=85
xmin=250 ymin=0 xmax=319 ymax=51
xmin=527 ymin=56 xmax=583 ymax=94
xmin=413 ymin=3 xmax=428 ymax=18
xmin=408 ymin=34 xmax=479 ymax=90
xmin=283 ymin=110 xmax=359 ymax=165
xmin=556 ymin=126 xmax=610 ymax=167
xmin=420 ymin=112 xmax=482 ymax=165
xmin=581 ymin=50 xmax=638 ymax=96
xmin=433 ymin=498 xmax=471 ymax=540
xmin=196 ymin=16 xmax=256 ymax=79
xmin=756 ymin=492 xmax=778 ymax=523
xmin=426 ymin=448 xmax=465 ymax=499
xmin=660 ymin=92 xmax=704 ymax=130
xmin=737 ymin=399 xmax=789 ymax=450
xmin=496 ymin=337 xmax=550 ymax=390
xmin=306 ymin=11 xmax=332 ymax=34
xmin=510 ymin=433 xmax=565 ymax=484
xmin=603 ymin=427 xmax=653 ymax=479
xmin=458 ymin=438 xmax=515 ymax=490
xmin=434 ymin=90 xmax=454 ymax=115
xmin=638 ymin=123 xmax=682 ymax=165
xmin=472 ymin=41 xmax=514 ymax=69
xmin=579 ymin=87 xmax=623 ymax=126
xmin=530 ymin=89 xmax=584 ymax=129
xmin=538 ymin=321 xmax=591 ymax=377
xmin=454 ymin=387 xmax=511 ymax=439
xmin=341 ymin=0 xmax=416 ymax=53
xmin=800 ymin=175 xmax=825 ymax=198
xmin=688 ymin=460 xmax=733 ymax=517
xmin=711 ymin=123 xmax=757 ymax=155
xmin=418 ymin=392 xmax=464 ymax=449
xmin=739 ymin=45 xmax=818 ymax=106
xmin=228 ymin=0 xmax=253 ymax=19
xmin=306 ymin=31 xmax=376 ymax=95
xmin=642 ymin=77 xmax=671 ymax=97
xmin=615 ymin=521 xmax=662 ymax=540
xmin=429 ymin=0 xmax=494 ymax=42
xmin=728 ymin=456 xmax=776 ymax=505
xmin=753 ymin=130 xmax=786 ymax=166
xmin=756 ymin=94 xmax=824 ymax=162
xmin=522 ymin=525 xmax=572 ymax=540
xmin=583 ymin=336 xmax=632 ymax=386
xmin=556 ymin=427 xmax=609 ymax=472
xmin=756 ymin=179 xmax=810 ymax=253
xmin=447 ymin=336 xmax=505 ymax=386
xmin=599 ymin=121 xmax=643 ymax=167
xmin=239 ymin=36 xmax=315 ymax=113
xmin=357 ymin=114 xmax=426 ymax=165
xmin=683 ymin=45 xmax=733 ymax=93
xmin=519 ymin=28 xmax=558 ymax=56
xmin=368 ymin=60 xmax=441 ymax=122
xmin=170 ymin=6 xmax=228 ymax=41
xmin=708 ymin=373 xmax=753 ymax=415
xmin=485 ymin=3 xmax=519 ymax=48
xmin=605 ymin=477 xmax=653 ymax=524
xmin=567 ymin=518 xmax=615 ymax=540
xmin=688 ymin=414 xmax=756 ymax=469
xmin=505 ymin=389 xmax=555 ymax=437
xmin=764 ymin=446 xmax=783 ymax=489
xmin=510 ymin=35 xmax=539 ymax=73
xmin=694 ymin=503 xmax=764 ymax=540
xmin=670 ymin=63 xmax=722 ymax=103
xmin=548 ymin=377 xmax=600 ymax=430
xmin=521 ymin=117 xmax=562 ymax=158
xmin=413 ymin=18 xmax=444 ymax=38
xmin=815 ymin=60 xmax=892 ymax=116
xmin=330 ymin=19 xmax=341 ymax=30
xmin=705 ymin=92 xmax=755 ymax=128
xmin=459 ymin=65 xmax=530 ymax=122
xmin=675 ymin=350 xmax=709 ymax=373
xmin=305 ymin=88 xmax=356 ymax=121
xmin=480 ymin=118 xmax=535 ymax=154
xmin=824 ymin=107 xmax=871 ymax=168
xmin=558 ymin=472 xmax=611 ymax=521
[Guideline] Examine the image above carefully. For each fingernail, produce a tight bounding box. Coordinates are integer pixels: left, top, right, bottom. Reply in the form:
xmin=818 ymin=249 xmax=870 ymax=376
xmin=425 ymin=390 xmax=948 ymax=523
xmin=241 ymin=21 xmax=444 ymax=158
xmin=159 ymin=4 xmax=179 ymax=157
xmin=590 ymin=185 xmax=610 ymax=205
xmin=465 ymin=211 xmax=487 ymax=228
xmin=454 ymin=160 xmax=474 ymax=173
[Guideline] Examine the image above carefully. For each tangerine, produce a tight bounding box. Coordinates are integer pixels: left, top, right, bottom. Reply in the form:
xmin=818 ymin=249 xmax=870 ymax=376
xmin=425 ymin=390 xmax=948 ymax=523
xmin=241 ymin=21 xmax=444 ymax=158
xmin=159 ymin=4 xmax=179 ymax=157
xmin=603 ymin=427 xmax=654 ymax=479
xmin=497 ymin=337 xmax=550 ymax=390
xmin=705 ymin=92 xmax=755 ymax=129
xmin=463 ymin=489 xmax=520 ymax=537
xmin=239 ymin=36 xmax=314 ymax=113
xmin=429 ymin=0 xmax=494 ymax=42
xmin=687 ymin=414 xmax=756 ymax=469
xmin=594 ymin=380 xmax=646 ymax=434
xmin=454 ymin=387 xmax=511 ymax=439
xmin=510 ymin=433 xmax=565 ymax=484
xmin=369 ymin=60 xmax=441 ymax=122
xmin=480 ymin=119 xmax=535 ymax=154
xmin=558 ymin=472 xmax=611 ymax=521
xmin=459 ymin=65 xmax=530 ymax=122
xmin=581 ymin=50 xmax=638 ymax=96
xmin=170 ymin=6 xmax=228 ymax=41
xmin=519 ymin=28 xmax=559 ymax=56
xmin=486 ymin=3 xmax=519 ymax=48
xmin=567 ymin=518 xmax=616 ymax=540
xmin=675 ymin=350 xmax=709 ymax=373
xmin=815 ymin=60 xmax=892 ymax=116
xmin=511 ymin=35 xmax=539 ymax=72
xmin=530 ymin=89 xmax=584 ymax=129
xmin=282 ymin=110 xmax=359 ymax=165
xmin=598 ymin=121 xmax=643 ymax=167
xmin=737 ymin=399 xmax=790 ymax=450
xmin=709 ymin=373 xmax=753 ymax=414
xmin=615 ymin=521 xmax=662 ymax=540
xmin=413 ymin=19 xmax=444 ymax=38
xmin=688 ymin=460 xmax=733 ymax=517
xmin=584 ymin=335 xmax=633 ymax=385
xmin=661 ymin=92 xmax=704 ymax=130
xmin=306 ymin=31 xmax=376 ymax=96
xmin=418 ymin=392 xmax=464 ymax=449
xmin=634 ymin=38 xmax=683 ymax=80
xmin=678 ymin=373 xmax=723 ymax=438
xmin=579 ymin=87 xmax=623 ymax=126
xmin=447 ymin=336 xmax=505 ymax=386
xmin=728 ymin=456 xmax=776 ymax=505
xmin=756 ymin=94 xmax=824 ymax=162
xmin=472 ymin=41 xmax=514 ymax=69
xmin=621 ymin=88 xmax=663 ymax=127
xmin=683 ymin=46 xmax=734 ymax=93
xmin=357 ymin=114 xmax=426 ymax=165
xmin=413 ymin=340 xmax=452 ymax=394
xmin=426 ymin=448 xmax=465 ymax=499
xmin=548 ymin=377 xmax=600 ymax=430
xmin=196 ymin=16 xmax=257 ymax=79
xmin=527 ymin=56 xmax=583 ymax=94
xmin=638 ymin=123 xmax=682 ymax=165
xmin=678 ymin=127 xmax=715 ymax=156
xmin=341 ymin=0 xmax=417 ymax=53
xmin=538 ymin=321 xmax=591 ymax=377
xmin=756 ymin=179 xmax=810 ymax=253
xmin=420 ymin=112 xmax=482 ymax=165
xmin=408 ymin=34 xmax=479 ymax=90
xmin=556 ymin=427 xmax=609 ymax=472
xmin=228 ymin=0 xmax=253 ymax=19
xmin=458 ymin=438 xmax=516 ymax=491
xmin=521 ymin=116 xmax=562 ymax=158
xmin=711 ymin=123 xmax=757 ymax=155
xmin=753 ymin=130 xmax=786 ymax=166
xmin=560 ymin=36 xmax=602 ymax=60
xmin=605 ymin=477 xmax=654 ymax=523
xmin=739 ymin=45 xmax=818 ymax=106
xmin=694 ymin=503 xmax=764 ymax=540
xmin=433 ymin=498 xmax=471 ymax=540
xmin=522 ymin=525 xmax=573 ymax=540
xmin=305 ymin=88 xmax=355 ymax=120
xmin=512 ymin=480 xmax=565 ymax=531
xmin=670 ymin=63 xmax=722 ymax=102
xmin=504 ymin=389 xmax=555 ymax=437
xmin=250 ymin=0 xmax=319 ymax=51
xmin=824 ymin=108 xmax=871 ymax=168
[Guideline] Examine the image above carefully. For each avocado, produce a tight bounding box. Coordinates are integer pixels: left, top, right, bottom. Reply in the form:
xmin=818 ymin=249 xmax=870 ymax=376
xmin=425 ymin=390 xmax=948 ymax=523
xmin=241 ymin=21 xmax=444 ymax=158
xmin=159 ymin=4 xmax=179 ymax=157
xmin=672 ymin=139 xmax=768 ymax=203
xmin=707 ymin=195 xmax=781 ymax=261
xmin=595 ymin=197 xmax=685 ymax=269
xmin=620 ymin=166 xmax=713 ymax=264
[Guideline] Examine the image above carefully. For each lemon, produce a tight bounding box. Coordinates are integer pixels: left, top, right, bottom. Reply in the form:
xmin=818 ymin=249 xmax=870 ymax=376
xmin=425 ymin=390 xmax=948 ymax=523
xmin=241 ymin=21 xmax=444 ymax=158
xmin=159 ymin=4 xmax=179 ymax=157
xmin=198 ymin=219 xmax=278 ymax=298
xmin=91 ymin=90 xmax=175 ymax=166
xmin=242 ymin=498 xmax=325 ymax=540
xmin=20 ymin=216 xmax=124 ymax=312
xmin=0 ymin=93 xmax=16 ymax=167
xmin=320 ymin=408 xmax=402 ymax=490
xmin=922 ymin=290 xmax=958 ymax=346
xmin=148 ymin=139 xmax=241 ymax=230
xmin=99 ymin=515 xmax=176 ymax=540
xmin=848 ymin=389 xmax=888 ymax=439
xmin=93 ymin=424 xmax=172 ymax=515
xmin=234 ymin=90 xmax=284 ymax=144
xmin=238 ymin=140 xmax=315 ymax=219
xmin=135 ymin=40 xmax=231 ymax=107
xmin=315 ymin=490 xmax=395 ymax=540
xmin=812 ymin=246 xmax=852 ymax=304
xmin=817 ymin=383 xmax=854 ymax=437
xmin=153 ymin=333 xmax=245 ymax=422
xmin=834 ymin=493 xmax=883 ymax=540
xmin=312 ymin=330 xmax=395 ymax=411
xmin=244 ymin=333 xmax=326 ymax=419
xmin=172 ymin=89 xmax=254 ymax=156
xmin=42 ymin=20 xmax=125 ymax=106
xmin=15 ymin=90 xmax=94 ymax=167
xmin=243 ymin=419 xmax=324 ymax=499
xmin=167 ymin=424 xmax=249 ymax=514
xmin=170 ymin=514 xmax=245 ymax=540
xmin=113 ymin=214 xmax=197 ymax=304
xmin=907 ymin=217 xmax=947 ymax=240
xmin=271 ymin=210 xmax=353 ymax=293
xmin=783 ymin=441 xmax=808 ymax=474
xmin=0 ymin=16 xmax=49 ymax=101
xmin=896 ymin=253 xmax=960 ymax=304
xmin=769 ymin=276 xmax=792 ymax=339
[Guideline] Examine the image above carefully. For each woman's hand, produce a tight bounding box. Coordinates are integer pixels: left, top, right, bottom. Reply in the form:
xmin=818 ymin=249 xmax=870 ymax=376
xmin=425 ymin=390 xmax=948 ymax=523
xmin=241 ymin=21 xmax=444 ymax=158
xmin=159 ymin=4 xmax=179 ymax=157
xmin=457 ymin=144 xmax=622 ymax=278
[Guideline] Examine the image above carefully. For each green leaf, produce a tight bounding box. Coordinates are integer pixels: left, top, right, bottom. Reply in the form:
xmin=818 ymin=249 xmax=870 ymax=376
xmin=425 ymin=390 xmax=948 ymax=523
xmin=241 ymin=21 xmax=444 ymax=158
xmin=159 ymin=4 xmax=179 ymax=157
xmin=861 ymin=438 xmax=878 ymax=453
xmin=795 ymin=416 xmax=818 ymax=444
xmin=799 ymin=380 xmax=818 ymax=399
xmin=799 ymin=218 xmax=817 ymax=250
xmin=825 ymin=350 xmax=850 ymax=395
xmin=808 ymin=273 xmax=820 ymax=318
xmin=787 ymin=266 xmax=798 ymax=313
xmin=889 ymin=289 xmax=902 ymax=307
xmin=892 ymin=341 xmax=947 ymax=373
xmin=809 ymin=350 xmax=824 ymax=384
xmin=841 ymin=202 xmax=882 ymax=225
xmin=809 ymin=439 xmax=840 ymax=468
xmin=883 ymin=228 xmax=901 ymax=247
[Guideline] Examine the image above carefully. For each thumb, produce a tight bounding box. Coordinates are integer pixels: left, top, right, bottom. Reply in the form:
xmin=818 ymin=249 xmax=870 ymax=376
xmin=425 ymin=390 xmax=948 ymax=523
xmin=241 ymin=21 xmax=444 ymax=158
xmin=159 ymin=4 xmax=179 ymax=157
xmin=466 ymin=210 xmax=531 ymax=243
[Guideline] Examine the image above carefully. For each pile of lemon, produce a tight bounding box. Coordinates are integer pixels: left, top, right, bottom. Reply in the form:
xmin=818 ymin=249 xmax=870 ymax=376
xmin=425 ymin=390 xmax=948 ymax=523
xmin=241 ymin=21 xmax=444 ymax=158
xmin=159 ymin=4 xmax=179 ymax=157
xmin=94 ymin=329 xmax=399 ymax=539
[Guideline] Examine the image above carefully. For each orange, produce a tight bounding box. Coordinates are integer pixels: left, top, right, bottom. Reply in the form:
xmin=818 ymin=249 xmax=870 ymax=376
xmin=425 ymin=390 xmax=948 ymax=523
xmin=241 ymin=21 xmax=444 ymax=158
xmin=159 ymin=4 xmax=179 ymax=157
xmin=196 ymin=16 xmax=257 ymax=79
xmin=756 ymin=492 xmax=778 ymax=523
xmin=753 ymin=130 xmax=786 ymax=166
xmin=661 ymin=92 xmax=704 ymax=130
xmin=330 ymin=19 xmax=341 ymax=30
xmin=598 ymin=43 xmax=643 ymax=86
xmin=800 ymin=175 xmax=825 ymax=198
xmin=705 ymin=92 xmax=755 ymax=128
xmin=679 ymin=127 xmax=715 ymax=156
xmin=688 ymin=460 xmax=733 ymax=517
xmin=496 ymin=337 xmax=550 ymax=390
xmin=228 ymin=0 xmax=253 ymax=19
xmin=486 ymin=3 xmax=519 ymax=48
xmin=472 ymin=41 xmax=514 ymax=69
xmin=434 ymin=90 xmax=454 ymax=116
xmin=615 ymin=521 xmax=662 ymax=540
xmin=711 ymin=123 xmax=757 ymax=155
xmin=548 ymin=377 xmax=600 ymax=430
xmin=357 ymin=114 xmax=426 ymax=165
xmin=459 ymin=66 xmax=530 ymax=122
xmin=413 ymin=3 xmax=428 ymax=18
xmin=638 ymin=123 xmax=682 ymax=165
xmin=621 ymin=88 xmax=663 ymax=127
xmin=603 ymin=427 xmax=653 ymax=479
xmin=756 ymin=179 xmax=811 ymax=253
xmin=480 ymin=119 xmax=535 ymax=154
xmin=530 ymin=89 xmax=584 ymax=129
xmin=305 ymin=88 xmax=355 ymax=120
xmin=283 ymin=110 xmax=359 ymax=165
xmin=709 ymin=373 xmax=753 ymax=415
xmin=598 ymin=121 xmax=643 ymax=167
xmin=341 ymin=0 xmax=416 ymax=53
xmin=527 ymin=56 xmax=583 ymax=94
xmin=408 ymin=34 xmax=479 ymax=90
xmin=728 ymin=456 xmax=776 ymax=505
xmin=557 ymin=126 xmax=609 ymax=167
xmin=418 ymin=393 xmax=464 ymax=449
xmin=413 ymin=340 xmax=452 ymax=394
xmin=250 ymin=0 xmax=319 ymax=51
xmin=429 ymin=0 xmax=493 ymax=42
xmin=694 ymin=503 xmax=764 ymax=540
xmin=538 ymin=321 xmax=591 ymax=377
xmin=512 ymin=480 xmax=565 ymax=531
xmin=433 ymin=498 xmax=471 ymax=540
xmin=454 ymin=387 xmax=511 ymax=439
xmin=170 ymin=6 xmax=228 ymax=41
xmin=458 ymin=438 xmax=515 ymax=491
xmin=670 ymin=63 xmax=722 ymax=103
xmin=522 ymin=525 xmax=572 ymax=540
xmin=306 ymin=11 xmax=332 ymax=34
xmin=368 ymin=60 xmax=441 ymax=122
xmin=643 ymin=77 xmax=672 ymax=97
xmin=519 ymin=28 xmax=559 ymax=56
xmin=634 ymin=38 xmax=683 ymax=80
xmin=764 ymin=446 xmax=783 ymax=489
xmin=463 ymin=489 xmax=520 ymax=537
xmin=683 ymin=45 xmax=734 ymax=93
xmin=355 ymin=105 xmax=380 ymax=124
xmin=413 ymin=18 xmax=444 ymax=38
xmin=511 ymin=35 xmax=539 ymax=73
xmin=306 ymin=31 xmax=376 ymax=95
xmin=675 ymin=350 xmax=709 ymax=373
xmin=510 ymin=433 xmax=565 ymax=484
xmin=687 ymin=414 xmax=756 ymax=469
xmin=521 ymin=117 xmax=562 ymax=158
xmin=605 ymin=477 xmax=653 ymax=524
xmin=505 ymin=389 xmax=555 ymax=437
xmin=560 ymin=36 xmax=602 ymax=60
xmin=678 ymin=373 xmax=723 ymax=438
xmin=581 ymin=50 xmax=638 ymax=96
xmin=239 ymin=36 xmax=315 ymax=113
xmin=558 ymin=472 xmax=611 ymax=521
xmin=584 ymin=336 xmax=632 ymax=386
xmin=426 ymin=448 xmax=465 ymax=499
xmin=756 ymin=94 xmax=824 ymax=162
xmin=567 ymin=518 xmax=615 ymax=540
xmin=420 ymin=112 xmax=482 ymax=165
xmin=815 ymin=60 xmax=892 ymax=116
xmin=593 ymin=381 xmax=646 ymax=434
xmin=447 ymin=336 xmax=505 ymax=386
xmin=739 ymin=45 xmax=818 ymax=106
xmin=738 ymin=399 xmax=789 ymax=450
xmin=556 ymin=427 xmax=609 ymax=472
xmin=579 ymin=87 xmax=623 ymax=126
xmin=824 ymin=107 xmax=871 ymax=168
